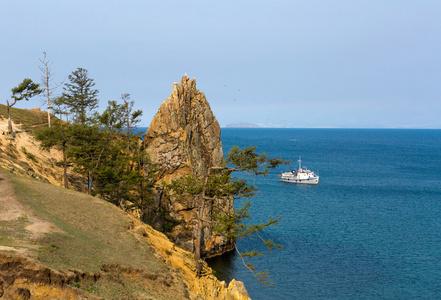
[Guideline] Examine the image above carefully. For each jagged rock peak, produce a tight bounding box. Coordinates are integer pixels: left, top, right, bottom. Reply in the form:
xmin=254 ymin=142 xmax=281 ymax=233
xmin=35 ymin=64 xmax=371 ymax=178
xmin=142 ymin=75 xmax=233 ymax=257
xmin=144 ymin=75 xmax=223 ymax=182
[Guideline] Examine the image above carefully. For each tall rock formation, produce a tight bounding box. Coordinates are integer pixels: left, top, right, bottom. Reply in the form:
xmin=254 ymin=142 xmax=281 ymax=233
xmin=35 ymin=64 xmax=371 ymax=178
xmin=143 ymin=75 xmax=234 ymax=257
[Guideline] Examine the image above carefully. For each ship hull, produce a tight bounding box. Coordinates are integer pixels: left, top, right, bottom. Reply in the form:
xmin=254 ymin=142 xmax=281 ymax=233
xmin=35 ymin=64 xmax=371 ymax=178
xmin=280 ymin=177 xmax=319 ymax=184
xmin=280 ymin=157 xmax=319 ymax=184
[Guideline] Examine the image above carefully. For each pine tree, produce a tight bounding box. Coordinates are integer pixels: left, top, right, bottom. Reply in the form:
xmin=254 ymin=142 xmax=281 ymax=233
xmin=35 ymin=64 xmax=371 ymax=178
xmin=67 ymin=124 xmax=102 ymax=194
xmin=36 ymin=124 xmax=74 ymax=188
xmin=92 ymin=100 xmax=145 ymax=204
xmin=120 ymin=93 xmax=143 ymax=168
xmin=65 ymin=100 xmax=144 ymax=197
xmin=62 ymin=68 xmax=99 ymax=124
xmin=120 ymin=93 xmax=143 ymax=135
xmin=6 ymin=79 xmax=42 ymax=134
xmin=50 ymin=96 xmax=69 ymax=125
xmin=35 ymin=98 xmax=147 ymax=202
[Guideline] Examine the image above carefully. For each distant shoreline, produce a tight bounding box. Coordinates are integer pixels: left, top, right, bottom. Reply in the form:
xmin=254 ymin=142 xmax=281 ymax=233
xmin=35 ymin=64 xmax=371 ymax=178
xmin=224 ymin=122 xmax=261 ymax=128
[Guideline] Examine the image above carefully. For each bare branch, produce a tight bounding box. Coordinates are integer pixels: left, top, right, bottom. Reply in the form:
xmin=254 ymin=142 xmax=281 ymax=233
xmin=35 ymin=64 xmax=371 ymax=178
xmin=39 ymin=51 xmax=64 ymax=127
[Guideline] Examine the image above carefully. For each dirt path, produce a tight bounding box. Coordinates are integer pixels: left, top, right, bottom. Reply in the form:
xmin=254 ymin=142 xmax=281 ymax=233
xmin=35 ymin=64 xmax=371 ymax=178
xmin=0 ymin=172 xmax=61 ymax=255
xmin=0 ymin=174 xmax=22 ymax=221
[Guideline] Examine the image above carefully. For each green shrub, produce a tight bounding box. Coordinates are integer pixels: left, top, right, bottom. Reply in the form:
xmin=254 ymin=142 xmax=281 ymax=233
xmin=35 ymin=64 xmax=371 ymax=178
xmin=21 ymin=147 xmax=38 ymax=162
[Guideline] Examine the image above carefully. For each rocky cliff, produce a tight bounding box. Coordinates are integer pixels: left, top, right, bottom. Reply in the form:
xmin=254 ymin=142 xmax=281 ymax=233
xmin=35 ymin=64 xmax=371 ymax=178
xmin=143 ymin=75 xmax=234 ymax=257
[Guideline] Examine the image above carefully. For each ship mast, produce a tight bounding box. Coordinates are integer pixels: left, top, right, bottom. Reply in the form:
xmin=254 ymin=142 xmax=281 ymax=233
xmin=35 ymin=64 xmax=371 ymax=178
xmin=298 ymin=156 xmax=302 ymax=171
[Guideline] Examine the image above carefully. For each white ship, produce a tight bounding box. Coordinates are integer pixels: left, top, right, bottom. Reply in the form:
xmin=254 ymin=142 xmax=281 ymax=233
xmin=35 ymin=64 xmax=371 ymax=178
xmin=279 ymin=157 xmax=319 ymax=184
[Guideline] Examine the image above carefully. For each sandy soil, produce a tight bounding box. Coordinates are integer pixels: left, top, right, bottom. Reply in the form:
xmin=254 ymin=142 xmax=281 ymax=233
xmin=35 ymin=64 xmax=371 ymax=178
xmin=0 ymin=117 xmax=65 ymax=186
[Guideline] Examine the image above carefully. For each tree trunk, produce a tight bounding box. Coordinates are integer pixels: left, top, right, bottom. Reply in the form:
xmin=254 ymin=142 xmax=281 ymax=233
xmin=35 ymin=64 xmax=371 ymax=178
xmin=62 ymin=143 xmax=68 ymax=188
xmin=44 ymin=61 xmax=51 ymax=128
xmin=40 ymin=52 xmax=52 ymax=128
xmin=194 ymin=169 xmax=211 ymax=277
xmin=46 ymin=88 xmax=51 ymax=128
xmin=6 ymin=99 xmax=12 ymax=134
xmin=194 ymin=193 xmax=205 ymax=277
xmin=88 ymin=170 xmax=92 ymax=195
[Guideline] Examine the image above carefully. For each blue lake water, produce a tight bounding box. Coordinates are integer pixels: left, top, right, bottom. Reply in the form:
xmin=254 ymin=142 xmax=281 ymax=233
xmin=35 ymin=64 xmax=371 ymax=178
xmin=207 ymin=128 xmax=441 ymax=300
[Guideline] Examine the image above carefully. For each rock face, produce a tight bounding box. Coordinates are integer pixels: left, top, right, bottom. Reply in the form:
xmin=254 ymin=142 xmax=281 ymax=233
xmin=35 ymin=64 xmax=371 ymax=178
xmin=0 ymin=253 xmax=99 ymax=300
xmin=143 ymin=75 xmax=234 ymax=257
xmin=130 ymin=215 xmax=251 ymax=300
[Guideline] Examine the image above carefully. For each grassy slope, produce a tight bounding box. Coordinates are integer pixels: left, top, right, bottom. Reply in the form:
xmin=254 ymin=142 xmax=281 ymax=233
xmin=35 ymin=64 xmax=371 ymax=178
xmin=0 ymin=103 xmax=53 ymax=128
xmin=0 ymin=105 xmax=84 ymax=191
xmin=0 ymin=168 xmax=189 ymax=299
xmin=13 ymin=173 xmax=161 ymax=272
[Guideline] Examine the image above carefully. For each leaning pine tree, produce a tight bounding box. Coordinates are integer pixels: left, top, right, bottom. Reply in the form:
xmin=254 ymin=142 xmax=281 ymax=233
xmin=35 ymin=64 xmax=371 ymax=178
xmin=5 ymin=79 xmax=42 ymax=134
xmin=167 ymin=145 xmax=290 ymax=285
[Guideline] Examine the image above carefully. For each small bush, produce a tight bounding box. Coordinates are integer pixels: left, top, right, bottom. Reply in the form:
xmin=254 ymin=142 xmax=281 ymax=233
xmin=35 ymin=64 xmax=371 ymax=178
xmin=21 ymin=147 xmax=38 ymax=162
xmin=5 ymin=150 xmax=17 ymax=159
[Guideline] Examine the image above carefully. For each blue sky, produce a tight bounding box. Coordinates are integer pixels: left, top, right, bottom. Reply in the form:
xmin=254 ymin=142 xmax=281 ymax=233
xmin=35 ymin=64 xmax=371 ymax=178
xmin=1 ymin=1 xmax=440 ymax=128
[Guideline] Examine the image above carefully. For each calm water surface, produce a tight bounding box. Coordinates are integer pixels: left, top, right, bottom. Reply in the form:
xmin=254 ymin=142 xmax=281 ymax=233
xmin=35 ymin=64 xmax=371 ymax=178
xmin=207 ymin=129 xmax=441 ymax=300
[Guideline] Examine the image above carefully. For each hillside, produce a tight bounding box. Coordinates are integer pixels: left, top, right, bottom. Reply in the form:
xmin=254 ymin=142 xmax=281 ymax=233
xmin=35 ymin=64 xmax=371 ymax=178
xmin=0 ymin=104 xmax=54 ymax=129
xmin=0 ymin=106 xmax=64 ymax=185
xmin=0 ymin=166 xmax=249 ymax=299
xmin=0 ymin=107 xmax=86 ymax=191
xmin=0 ymin=108 xmax=250 ymax=299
